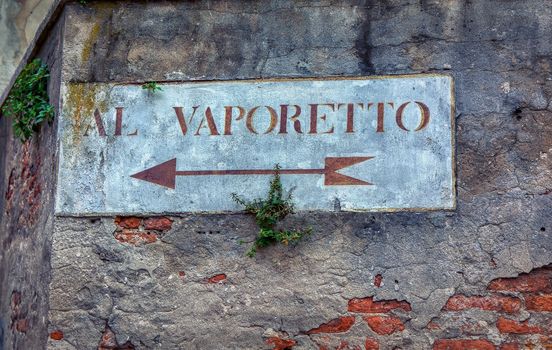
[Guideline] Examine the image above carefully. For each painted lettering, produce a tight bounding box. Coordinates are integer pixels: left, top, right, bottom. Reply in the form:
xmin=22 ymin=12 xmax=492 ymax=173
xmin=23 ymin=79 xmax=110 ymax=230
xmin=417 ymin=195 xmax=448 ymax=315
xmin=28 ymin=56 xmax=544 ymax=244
xmin=309 ymin=103 xmax=335 ymax=134
xmin=174 ymin=106 xmax=200 ymax=135
xmin=83 ymin=108 xmax=106 ymax=136
xmin=223 ymin=106 xmax=246 ymax=135
xmin=279 ymin=105 xmax=303 ymax=134
xmin=337 ymin=103 xmax=364 ymax=133
xmin=395 ymin=101 xmax=431 ymax=131
xmin=195 ymin=107 xmax=220 ymax=135
xmin=246 ymin=106 xmax=278 ymax=134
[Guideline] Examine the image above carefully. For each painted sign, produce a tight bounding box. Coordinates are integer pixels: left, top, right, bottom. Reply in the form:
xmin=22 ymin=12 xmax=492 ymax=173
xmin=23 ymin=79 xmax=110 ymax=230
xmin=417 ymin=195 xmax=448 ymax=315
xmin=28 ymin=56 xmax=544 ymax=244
xmin=56 ymin=75 xmax=455 ymax=214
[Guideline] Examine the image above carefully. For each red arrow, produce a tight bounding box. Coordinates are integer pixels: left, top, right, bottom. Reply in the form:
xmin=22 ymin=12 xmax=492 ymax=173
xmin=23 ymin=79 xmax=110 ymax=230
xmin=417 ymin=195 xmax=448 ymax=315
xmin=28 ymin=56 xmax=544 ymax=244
xmin=130 ymin=156 xmax=374 ymax=189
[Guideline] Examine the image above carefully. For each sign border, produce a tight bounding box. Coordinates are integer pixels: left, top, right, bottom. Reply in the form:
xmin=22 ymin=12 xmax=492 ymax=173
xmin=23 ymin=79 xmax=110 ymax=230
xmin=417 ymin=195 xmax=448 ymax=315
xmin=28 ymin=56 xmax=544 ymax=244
xmin=56 ymin=73 xmax=456 ymax=216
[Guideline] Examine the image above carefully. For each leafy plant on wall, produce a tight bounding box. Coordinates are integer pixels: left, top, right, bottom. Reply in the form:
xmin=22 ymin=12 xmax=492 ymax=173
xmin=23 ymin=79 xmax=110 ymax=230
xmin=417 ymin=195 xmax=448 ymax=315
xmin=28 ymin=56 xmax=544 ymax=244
xmin=141 ymin=82 xmax=163 ymax=94
xmin=232 ymin=165 xmax=312 ymax=257
xmin=2 ymin=58 xmax=54 ymax=142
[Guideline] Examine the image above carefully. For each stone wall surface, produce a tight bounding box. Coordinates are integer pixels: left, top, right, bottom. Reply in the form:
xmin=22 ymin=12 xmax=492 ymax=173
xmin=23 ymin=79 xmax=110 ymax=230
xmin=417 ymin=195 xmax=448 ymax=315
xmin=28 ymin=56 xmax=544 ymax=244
xmin=0 ymin=12 xmax=63 ymax=350
xmin=1 ymin=0 xmax=552 ymax=349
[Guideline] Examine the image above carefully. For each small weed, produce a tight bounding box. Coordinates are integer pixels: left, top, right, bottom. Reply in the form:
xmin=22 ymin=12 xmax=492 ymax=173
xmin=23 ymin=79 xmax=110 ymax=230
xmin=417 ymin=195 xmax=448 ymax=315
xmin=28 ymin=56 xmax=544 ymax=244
xmin=78 ymin=0 xmax=87 ymax=4
xmin=141 ymin=82 xmax=163 ymax=94
xmin=232 ymin=165 xmax=311 ymax=257
xmin=2 ymin=58 xmax=54 ymax=142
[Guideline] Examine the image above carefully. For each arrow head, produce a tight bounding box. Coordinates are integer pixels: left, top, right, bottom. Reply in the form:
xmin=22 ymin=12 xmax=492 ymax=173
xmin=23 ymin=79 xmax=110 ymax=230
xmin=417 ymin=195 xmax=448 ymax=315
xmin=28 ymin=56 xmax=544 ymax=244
xmin=131 ymin=158 xmax=177 ymax=189
xmin=324 ymin=156 xmax=374 ymax=186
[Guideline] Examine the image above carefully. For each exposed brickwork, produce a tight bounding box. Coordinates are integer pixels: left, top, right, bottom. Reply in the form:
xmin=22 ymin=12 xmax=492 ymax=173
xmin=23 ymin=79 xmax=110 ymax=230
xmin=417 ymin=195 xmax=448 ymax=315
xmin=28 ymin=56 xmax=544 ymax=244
xmin=49 ymin=330 xmax=64 ymax=340
xmin=540 ymin=336 xmax=552 ymax=349
xmin=10 ymin=290 xmax=29 ymax=334
xmin=15 ymin=319 xmax=29 ymax=333
xmin=3 ymin=141 xmax=45 ymax=233
xmin=266 ymin=336 xmax=296 ymax=350
xmin=496 ymin=317 xmax=543 ymax=335
xmin=11 ymin=142 xmax=43 ymax=227
xmin=443 ymin=294 xmax=521 ymax=313
xmin=525 ymin=294 xmax=552 ymax=312
xmin=374 ymin=274 xmax=382 ymax=288
xmin=143 ymin=217 xmax=173 ymax=231
xmin=98 ymin=324 xmax=135 ymax=350
xmin=114 ymin=230 xmax=157 ymax=245
xmin=364 ymin=337 xmax=379 ymax=350
xmin=305 ymin=316 xmax=355 ymax=334
xmin=113 ymin=216 xmax=173 ymax=245
xmin=347 ymin=296 xmax=411 ymax=313
xmin=114 ymin=216 xmax=141 ymax=229
xmin=363 ymin=315 xmax=405 ymax=335
xmin=487 ymin=266 xmax=552 ymax=293
xmin=206 ymin=273 xmax=227 ymax=284
xmin=427 ymin=265 xmax=552 ymax=350
xmin=98 ymin=325 xmax=118 ymax=349
xmin=433 ymin=339 xmax=495 ymax=350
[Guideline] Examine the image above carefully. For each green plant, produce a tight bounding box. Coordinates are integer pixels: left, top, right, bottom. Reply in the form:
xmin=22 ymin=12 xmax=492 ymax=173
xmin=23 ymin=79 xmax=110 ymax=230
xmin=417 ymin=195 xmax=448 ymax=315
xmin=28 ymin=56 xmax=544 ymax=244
xmin=232 ymin=165 xmax=312 ymax=257
xmin=141 ymin=82 xmax=162 ymax=93
xmin=78 ymin=0 xmax=87 ymax=4
xmin=2 ymin=58 xmax=54 ymax=142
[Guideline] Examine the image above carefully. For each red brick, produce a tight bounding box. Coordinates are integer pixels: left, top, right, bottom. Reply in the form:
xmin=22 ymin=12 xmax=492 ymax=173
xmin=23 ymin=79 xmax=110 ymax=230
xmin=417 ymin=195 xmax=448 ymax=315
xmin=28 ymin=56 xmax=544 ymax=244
xmin=365 ymin=337 xmax=379 ymax=350
xmin=206 ymin=274 xmax=227 ymax=284
xmin=11 ymin=290 xmax=21 ymax=307
xmin=364 ymin=315 xmax=405 ymax=335
xmin=266 ymin=336 xmax=296 ymax=350
xmin=525 ymin=294 xmax=552 ymax=311
xmin=374 ymin=274 xmax=383 ymax=287
xmin=433 ymin=339 xmax=495 ymax=350
xmin=143 ymin=217 xmax=173 ymax=231
xmin=348 ymin=296 xmax=411 ymax=313
xmin=488 ymin=267 xmax=552 ymax=293
xmin=115 ymin=216 xmax=141 ymax=229
xmin=50 ymin=330 xmax=64 ymax=340
xmin=540 ymin=336 xmax=552 ymax=349
xmin=305 ymin=316 xmax=355 ymax=334
xmin=496 ymin=317 xmax=542 ymax=334
xmin=114 ymin=230 xmax=157 ymax=245
xmin=98 ymin=326 xmax=118 ymax=350
xmin=443 ymin=294 xmax=521 ymax=313
xmin=499 ymin=343 xmax=520 ymax=350
xmin=15 ymin=319 xmax=29 ymax=333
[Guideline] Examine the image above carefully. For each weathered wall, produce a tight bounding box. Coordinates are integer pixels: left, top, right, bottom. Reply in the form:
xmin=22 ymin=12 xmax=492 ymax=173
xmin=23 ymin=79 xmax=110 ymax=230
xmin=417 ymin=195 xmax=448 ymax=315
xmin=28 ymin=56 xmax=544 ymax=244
xmin=0 ymin=11 xmax=63 ymax=350
xmin=0 ymin=0 xmax=55 ymax=94
xmin=6 ymin=0 xmax=549 ymax=349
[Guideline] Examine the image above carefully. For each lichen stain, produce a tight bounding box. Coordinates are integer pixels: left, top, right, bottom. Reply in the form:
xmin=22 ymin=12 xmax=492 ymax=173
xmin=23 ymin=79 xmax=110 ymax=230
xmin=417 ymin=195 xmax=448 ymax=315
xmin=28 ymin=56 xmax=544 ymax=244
xmin=90 ymin=1 xmax=119 ymax=12
xmin=65 ymin=83 xmax=108 ymax=146
xmin=81 ymin=22 xmax=101 ymax=63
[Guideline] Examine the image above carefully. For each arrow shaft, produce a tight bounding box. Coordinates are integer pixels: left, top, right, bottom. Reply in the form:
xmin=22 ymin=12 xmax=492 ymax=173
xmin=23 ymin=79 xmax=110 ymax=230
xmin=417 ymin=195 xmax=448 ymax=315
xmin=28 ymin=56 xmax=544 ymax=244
xmin=175 ymin=168 xmax=325 ymax=176
xmin=130 ymin=156 xmax=373 ymax=188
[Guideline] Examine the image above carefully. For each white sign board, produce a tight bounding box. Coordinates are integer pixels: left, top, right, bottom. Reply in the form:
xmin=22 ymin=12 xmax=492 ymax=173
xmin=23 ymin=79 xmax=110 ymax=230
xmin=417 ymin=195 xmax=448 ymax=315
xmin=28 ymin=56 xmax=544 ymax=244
xmin=56 ymin=75 xmax=455 ymax=214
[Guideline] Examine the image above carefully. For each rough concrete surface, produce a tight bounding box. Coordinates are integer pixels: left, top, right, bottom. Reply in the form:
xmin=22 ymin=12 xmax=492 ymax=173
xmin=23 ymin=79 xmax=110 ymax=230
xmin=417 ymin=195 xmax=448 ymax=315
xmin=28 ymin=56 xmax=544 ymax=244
xmin=1 ymin=0 xmax=552 ymax=349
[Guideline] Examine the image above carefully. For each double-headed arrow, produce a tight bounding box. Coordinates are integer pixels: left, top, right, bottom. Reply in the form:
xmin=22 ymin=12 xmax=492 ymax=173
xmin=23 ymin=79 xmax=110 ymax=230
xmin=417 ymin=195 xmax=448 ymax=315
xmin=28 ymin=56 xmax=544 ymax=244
xmin=131 ymin=156 xmax=373 ymax=189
